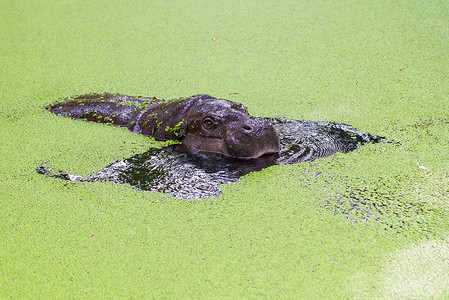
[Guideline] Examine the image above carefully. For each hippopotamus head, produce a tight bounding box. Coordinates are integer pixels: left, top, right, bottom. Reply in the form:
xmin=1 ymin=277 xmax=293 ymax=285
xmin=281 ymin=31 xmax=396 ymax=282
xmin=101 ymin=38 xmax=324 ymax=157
xmin=141 ymin=95 xmax=280 ymax=159
xmin=178 ymin=95 xmax=280 ymax=159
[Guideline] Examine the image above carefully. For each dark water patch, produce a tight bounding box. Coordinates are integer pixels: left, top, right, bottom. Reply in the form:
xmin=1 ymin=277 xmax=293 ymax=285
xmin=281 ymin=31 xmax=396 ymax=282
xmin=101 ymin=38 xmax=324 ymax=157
xmin=272 ymin=118 xmax=382 ymax=164
xmin=38 ymin=118 xmax=383 ymax=199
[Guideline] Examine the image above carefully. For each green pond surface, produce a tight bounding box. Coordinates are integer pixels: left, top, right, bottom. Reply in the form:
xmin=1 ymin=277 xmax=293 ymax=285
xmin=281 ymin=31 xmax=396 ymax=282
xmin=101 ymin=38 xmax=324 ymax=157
xmin=1 ymin=0 xmax=449 ymax=298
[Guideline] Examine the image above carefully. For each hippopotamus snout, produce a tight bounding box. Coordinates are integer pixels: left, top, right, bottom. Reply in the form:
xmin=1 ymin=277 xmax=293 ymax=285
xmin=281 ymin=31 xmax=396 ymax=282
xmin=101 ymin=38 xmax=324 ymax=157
xmin=224 ymin=117 xmax=280 ymax=159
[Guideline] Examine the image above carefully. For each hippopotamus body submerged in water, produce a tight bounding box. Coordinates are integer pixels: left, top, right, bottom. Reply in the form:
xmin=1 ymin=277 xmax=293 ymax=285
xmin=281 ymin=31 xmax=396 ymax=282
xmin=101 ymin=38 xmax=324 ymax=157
xmin=48 ymin=93 xmax=280 ymax=159
xmin=42 ymin=93 xmax=383 ymax=199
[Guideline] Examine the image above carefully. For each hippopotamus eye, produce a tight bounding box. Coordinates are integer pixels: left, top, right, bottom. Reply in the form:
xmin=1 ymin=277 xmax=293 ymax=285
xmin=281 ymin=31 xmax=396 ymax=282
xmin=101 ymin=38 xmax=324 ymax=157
xmin=203 ymin=118 xmax=214 ymax=129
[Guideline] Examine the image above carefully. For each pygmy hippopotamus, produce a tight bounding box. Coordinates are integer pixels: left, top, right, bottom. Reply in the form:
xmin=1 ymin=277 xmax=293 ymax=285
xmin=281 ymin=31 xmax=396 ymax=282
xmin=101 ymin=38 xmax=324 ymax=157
xmin=47 ymin=93 xmax=280 ymax=159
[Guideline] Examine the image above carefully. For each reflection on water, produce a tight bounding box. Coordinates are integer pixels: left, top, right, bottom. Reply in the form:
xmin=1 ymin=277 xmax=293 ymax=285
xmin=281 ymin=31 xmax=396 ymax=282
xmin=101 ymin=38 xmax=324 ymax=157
xmin=37 ymin=118 xmax=383 ymax=199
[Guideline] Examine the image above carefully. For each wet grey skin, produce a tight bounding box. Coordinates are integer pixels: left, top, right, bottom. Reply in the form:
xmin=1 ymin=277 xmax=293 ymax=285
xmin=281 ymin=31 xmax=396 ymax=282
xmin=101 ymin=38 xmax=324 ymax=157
xmin=47 ymin=93 xmax=280 ymax=159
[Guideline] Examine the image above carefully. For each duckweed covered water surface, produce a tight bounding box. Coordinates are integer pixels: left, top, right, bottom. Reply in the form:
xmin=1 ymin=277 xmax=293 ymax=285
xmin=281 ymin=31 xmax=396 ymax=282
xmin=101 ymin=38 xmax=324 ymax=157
xmin=1 ymin=0 xmax=449 ymax=298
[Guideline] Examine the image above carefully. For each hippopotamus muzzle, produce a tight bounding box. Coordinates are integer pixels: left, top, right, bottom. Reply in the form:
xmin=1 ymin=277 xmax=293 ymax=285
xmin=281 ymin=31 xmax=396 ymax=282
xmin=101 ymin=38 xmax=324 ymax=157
xmin=221 ymin=117 xmax=280 ymax=159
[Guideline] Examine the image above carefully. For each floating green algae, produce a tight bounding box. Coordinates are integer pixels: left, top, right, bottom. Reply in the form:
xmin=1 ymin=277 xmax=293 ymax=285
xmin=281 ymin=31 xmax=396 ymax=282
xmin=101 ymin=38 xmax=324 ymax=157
xmin=1 ymin=0 xmax=449 ymax=298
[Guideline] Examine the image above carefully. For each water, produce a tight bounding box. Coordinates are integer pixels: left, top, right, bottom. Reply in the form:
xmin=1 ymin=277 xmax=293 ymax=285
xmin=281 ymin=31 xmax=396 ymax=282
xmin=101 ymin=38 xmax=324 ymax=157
xmin=37 ymin=118 xmax=383 ymax=199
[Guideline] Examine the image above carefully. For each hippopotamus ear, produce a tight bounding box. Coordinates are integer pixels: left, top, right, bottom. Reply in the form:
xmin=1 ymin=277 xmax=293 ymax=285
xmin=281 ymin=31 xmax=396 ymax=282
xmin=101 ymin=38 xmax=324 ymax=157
xmin=230 ymin=102 xmax=249 ymax=114
xmin=186 ymin=94 xmax=217 ymax=102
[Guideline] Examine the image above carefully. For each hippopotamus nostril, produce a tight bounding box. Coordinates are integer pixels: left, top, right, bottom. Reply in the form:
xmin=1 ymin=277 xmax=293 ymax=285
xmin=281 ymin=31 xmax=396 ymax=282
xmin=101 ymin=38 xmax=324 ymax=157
xmin=243 ymin=124 xmax=252 ymax=131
